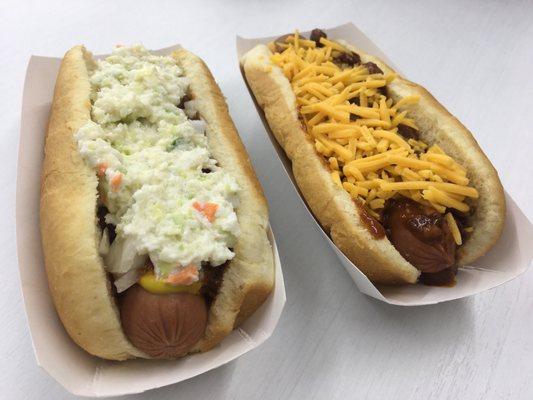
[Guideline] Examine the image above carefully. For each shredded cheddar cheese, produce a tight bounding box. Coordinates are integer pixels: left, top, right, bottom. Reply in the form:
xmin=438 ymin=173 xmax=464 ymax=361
xmin=445 ymin=212 xmax=463 ymax=245
xmin=270 ymin=32 xmax=478 ymax=236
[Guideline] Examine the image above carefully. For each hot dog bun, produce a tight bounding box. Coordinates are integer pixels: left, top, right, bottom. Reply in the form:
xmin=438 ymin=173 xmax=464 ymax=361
xmin=40 ymin=46 xmax=274 ymax=360
xmin=241 ymin=40 xmax=505 ymax=285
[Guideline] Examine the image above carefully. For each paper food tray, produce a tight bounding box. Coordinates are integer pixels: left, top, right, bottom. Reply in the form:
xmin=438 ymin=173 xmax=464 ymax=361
xmin=17 ymin=45 xmax=286 ymax=397
xmin=236 ymin=23 xmax=532 ymax=306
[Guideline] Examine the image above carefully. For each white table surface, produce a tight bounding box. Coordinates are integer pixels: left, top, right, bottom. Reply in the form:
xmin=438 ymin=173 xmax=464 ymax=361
xmin=2 ymin=0 xmax=532 ymax=398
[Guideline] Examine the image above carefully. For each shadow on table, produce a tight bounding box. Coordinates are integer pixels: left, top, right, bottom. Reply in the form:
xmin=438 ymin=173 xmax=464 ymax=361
xmin=360 ymin=293 xmax=475 ymax=352
xmin=116 ymin=360 xmax=237 ymax=400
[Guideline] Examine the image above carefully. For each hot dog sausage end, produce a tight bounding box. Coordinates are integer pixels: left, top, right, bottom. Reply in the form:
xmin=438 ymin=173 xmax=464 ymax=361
xmin=120 ymin=285 xmax=207 ymax=359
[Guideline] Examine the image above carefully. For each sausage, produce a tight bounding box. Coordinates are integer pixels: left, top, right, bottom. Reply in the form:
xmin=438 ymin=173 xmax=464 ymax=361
xmin=120 ymin=285 xmax=207 ymax=359
xmin=383 ymin=198 xmax=456 ymax=274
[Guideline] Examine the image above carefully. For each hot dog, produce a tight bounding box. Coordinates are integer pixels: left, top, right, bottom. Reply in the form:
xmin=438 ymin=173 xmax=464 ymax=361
xmin=40 ymin=45 xmax=274 ymax=360
xmin=241 ymin=29 xmax=505 ymax=285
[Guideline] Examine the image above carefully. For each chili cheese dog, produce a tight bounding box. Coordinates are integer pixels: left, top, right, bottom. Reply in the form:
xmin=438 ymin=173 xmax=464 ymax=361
xmin=241 ymin=29 xmax=505 ymax=285
xmin=40 ymin=45 xmax=274 ymax=360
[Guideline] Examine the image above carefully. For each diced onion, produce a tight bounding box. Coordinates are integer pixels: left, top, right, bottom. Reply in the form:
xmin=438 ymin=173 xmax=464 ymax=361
xmin=190 ymin=119 xmax=207 ymax=134
xmin=114 ymin=268 xmax=142 ymax=293
xmin=98 ymin=227 xmax=110 ymax=255
xmin=184 ymin=100 xmax=198 ymax=119
xmin=104 ymin=236 xmax=147 ymax=274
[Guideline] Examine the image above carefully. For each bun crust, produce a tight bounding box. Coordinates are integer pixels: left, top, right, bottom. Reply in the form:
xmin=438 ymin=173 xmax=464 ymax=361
xmin=172 ymin=50 xmax=274 ymax=352
xmin=241 ymin=42 xmax=505 ymax=285
xmin=40 ymin=46 xmax=274 ymax=360
xmin=40 ymin=46 xmax=143 ymax=360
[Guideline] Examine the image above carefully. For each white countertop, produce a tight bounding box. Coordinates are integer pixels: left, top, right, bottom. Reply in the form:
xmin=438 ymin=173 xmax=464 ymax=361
xmin=2 ymin=0 xmax=532 ymax=398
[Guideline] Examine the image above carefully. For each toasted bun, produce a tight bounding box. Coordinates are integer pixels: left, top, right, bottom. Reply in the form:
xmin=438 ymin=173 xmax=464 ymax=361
xmin=172 ymin=50 xmax=274 ymax=352
xmin=241 ymin=42 xmax=505 ymax=285
xmin=40 ymin=46 xmax=274 ymax=360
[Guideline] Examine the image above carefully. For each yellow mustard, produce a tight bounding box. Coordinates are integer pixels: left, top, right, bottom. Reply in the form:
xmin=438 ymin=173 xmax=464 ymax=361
xmin=138 ymin=271 xmax=202 ymax=295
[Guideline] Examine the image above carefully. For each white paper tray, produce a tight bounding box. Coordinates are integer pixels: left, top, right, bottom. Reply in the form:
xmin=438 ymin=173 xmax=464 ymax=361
xmin=16 ymin=48 xmax=286 ymax=397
